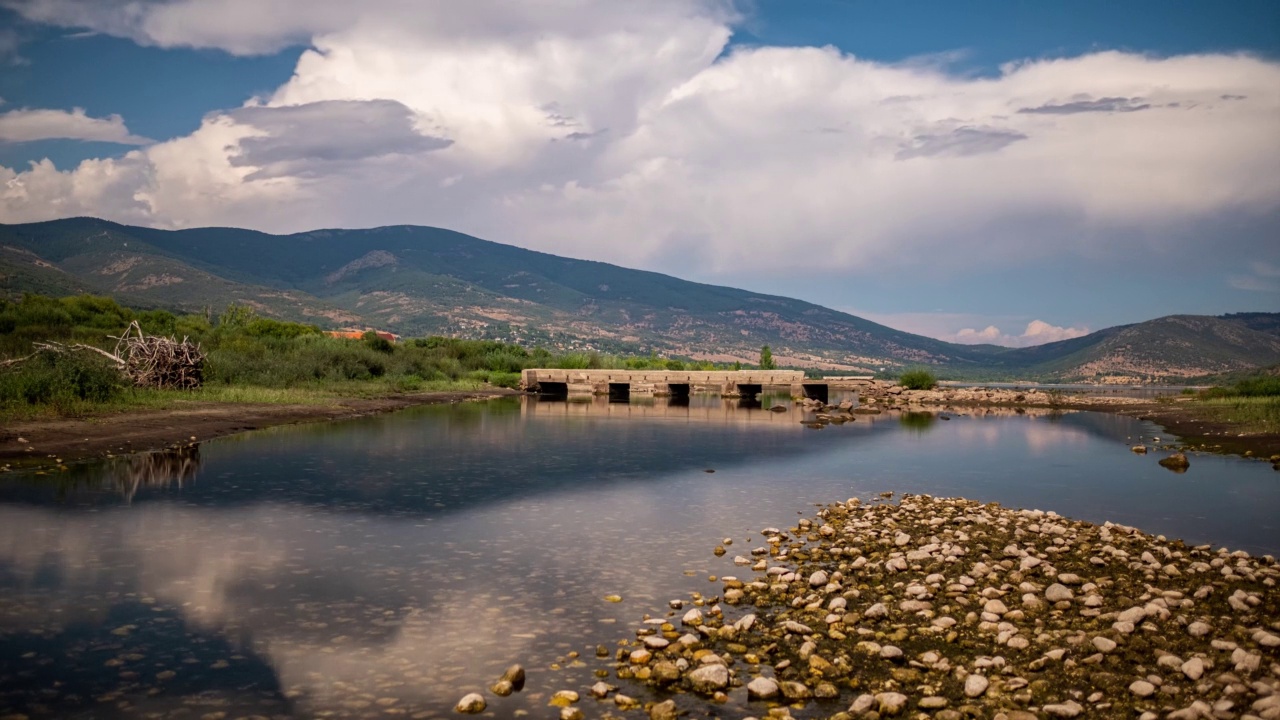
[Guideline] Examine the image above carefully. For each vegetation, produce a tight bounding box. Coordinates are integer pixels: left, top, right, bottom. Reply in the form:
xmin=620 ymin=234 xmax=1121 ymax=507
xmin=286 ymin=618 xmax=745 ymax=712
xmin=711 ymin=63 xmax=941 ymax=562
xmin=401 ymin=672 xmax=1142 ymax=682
xmin=899 ymin=368 xmax=939 ymax=390
xmin=759 ymin=345 xmax=776 ymax=370
xmin=0 ymin=293 xmax=736 ymax=420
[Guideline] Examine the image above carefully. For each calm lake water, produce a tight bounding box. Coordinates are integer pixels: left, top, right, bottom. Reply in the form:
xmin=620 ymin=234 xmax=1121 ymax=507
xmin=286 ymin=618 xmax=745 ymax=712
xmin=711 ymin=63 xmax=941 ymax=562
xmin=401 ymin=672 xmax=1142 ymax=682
xmin=1 ymin=394 xmax=1278 ymax=719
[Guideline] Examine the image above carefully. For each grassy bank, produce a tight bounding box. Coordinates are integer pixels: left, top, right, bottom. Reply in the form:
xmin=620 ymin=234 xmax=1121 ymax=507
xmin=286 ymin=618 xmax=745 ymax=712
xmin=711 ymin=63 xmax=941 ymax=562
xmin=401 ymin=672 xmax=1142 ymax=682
xmin=0 ymin=293 xmax=736 ymax=421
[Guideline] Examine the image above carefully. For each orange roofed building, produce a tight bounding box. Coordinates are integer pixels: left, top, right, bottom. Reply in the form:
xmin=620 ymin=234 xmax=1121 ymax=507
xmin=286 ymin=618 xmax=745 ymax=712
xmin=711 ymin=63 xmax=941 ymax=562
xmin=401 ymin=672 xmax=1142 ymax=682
xmin=325 ymin=328 xmax=402 ymax=343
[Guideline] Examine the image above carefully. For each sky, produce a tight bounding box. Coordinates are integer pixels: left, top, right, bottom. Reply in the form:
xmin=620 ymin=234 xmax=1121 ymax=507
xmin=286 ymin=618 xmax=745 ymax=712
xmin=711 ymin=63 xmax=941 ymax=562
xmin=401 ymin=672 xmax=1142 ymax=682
xmin=0 ymin=0 xmax=1277 ymax=347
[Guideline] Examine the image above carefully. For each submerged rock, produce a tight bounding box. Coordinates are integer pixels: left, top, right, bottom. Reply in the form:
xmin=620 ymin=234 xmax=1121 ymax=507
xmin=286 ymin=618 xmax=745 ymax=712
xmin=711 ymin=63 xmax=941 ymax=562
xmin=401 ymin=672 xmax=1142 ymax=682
xmin=454 ymin=693 xmax=486 ymax=714
xmin=1159 ymin=452 xmax=1190 ymax=471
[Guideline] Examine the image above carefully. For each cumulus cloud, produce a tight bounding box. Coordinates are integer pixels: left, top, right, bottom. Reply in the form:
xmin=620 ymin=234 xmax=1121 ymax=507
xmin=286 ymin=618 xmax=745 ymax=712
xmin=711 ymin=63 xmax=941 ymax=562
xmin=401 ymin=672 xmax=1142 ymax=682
xmin=0 ymin=106 xmax=152 ymax=144
xmin=953 ymin=320 xmax=1090 ymax=347
xmin=0 ymin=1 xmax=1277 ymax=283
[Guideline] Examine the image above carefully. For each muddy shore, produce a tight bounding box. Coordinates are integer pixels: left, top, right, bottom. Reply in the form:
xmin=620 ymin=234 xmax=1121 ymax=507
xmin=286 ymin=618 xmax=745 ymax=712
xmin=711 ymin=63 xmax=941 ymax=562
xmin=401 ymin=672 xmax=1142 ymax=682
xmin=0 ymin=388 xmax=520 ymax=467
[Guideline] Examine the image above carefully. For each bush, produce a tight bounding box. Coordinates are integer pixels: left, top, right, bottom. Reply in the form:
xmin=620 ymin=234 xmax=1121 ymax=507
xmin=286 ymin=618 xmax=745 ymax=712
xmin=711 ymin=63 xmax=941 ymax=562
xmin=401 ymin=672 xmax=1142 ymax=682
xmin=0 ymin=351 xmax=127 ymax=408
xmin=899 ymin=368 xmax=938 ymax=390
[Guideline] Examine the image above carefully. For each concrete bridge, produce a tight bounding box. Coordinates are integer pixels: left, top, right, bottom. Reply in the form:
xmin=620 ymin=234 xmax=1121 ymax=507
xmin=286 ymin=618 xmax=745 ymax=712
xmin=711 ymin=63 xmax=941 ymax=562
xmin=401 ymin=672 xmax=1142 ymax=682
xmin=520 ymin=369 xmax=874 ymax=401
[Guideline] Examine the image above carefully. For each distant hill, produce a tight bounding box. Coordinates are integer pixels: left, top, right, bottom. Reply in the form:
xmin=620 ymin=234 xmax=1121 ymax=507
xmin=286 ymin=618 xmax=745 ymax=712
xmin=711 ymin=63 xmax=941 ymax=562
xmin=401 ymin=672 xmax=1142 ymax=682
xmin=2 ymin=217 xmax=1277 ymax=380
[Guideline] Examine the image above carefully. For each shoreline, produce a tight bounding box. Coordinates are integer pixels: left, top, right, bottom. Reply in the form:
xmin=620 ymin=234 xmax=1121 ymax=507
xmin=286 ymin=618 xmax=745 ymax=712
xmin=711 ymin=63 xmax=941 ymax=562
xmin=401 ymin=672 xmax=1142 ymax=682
xmin=1 ymin=386 xmax=1275 ymax=471
xmin=0 ymin=388 xmax=520 ymax=467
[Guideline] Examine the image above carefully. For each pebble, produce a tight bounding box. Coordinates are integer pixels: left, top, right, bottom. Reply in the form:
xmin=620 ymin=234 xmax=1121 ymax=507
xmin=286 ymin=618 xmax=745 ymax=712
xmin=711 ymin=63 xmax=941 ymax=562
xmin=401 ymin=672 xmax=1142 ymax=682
xmin=1129 ymin=679 xmax=1156 ymax=697
xmin=1045 ymin=583 xmax=1074 ymax=602
xmin=964 ymin=674 xmax=989 ymax=697
xmin=746 ymin=676 xmax=780 ymax=699
xmin=454 ymin=693 xmax=485 ymax=714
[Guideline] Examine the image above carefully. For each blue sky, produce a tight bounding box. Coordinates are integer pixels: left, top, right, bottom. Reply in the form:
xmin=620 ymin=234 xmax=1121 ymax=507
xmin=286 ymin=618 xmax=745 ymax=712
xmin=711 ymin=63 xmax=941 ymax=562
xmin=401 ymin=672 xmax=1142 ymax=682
xmin=0 ymin=0 xmax=1277 ymax=344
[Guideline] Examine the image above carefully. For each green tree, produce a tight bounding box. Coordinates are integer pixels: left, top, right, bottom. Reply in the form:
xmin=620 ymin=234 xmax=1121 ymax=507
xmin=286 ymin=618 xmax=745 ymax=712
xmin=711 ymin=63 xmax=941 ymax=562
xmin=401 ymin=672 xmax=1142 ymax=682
xmin=759 ymin=345 xmax=776 ymax=370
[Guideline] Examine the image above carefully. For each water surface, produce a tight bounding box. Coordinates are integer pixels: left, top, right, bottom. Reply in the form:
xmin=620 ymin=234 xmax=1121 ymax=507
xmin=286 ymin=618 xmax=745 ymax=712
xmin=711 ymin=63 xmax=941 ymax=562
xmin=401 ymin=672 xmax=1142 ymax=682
xmin=1 ymin=395 xmax=1277 ymax=718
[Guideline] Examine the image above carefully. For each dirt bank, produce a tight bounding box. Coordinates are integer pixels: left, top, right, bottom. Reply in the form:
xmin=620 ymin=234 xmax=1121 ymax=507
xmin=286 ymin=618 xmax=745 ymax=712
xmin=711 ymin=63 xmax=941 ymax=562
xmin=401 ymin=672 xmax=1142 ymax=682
xmin=0 ymin=388 xmax=520 ymax=467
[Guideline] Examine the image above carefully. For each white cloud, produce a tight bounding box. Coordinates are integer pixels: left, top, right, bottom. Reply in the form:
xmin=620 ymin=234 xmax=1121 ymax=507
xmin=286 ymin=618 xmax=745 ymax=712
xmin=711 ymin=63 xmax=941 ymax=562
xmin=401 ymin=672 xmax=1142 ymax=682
xmin=1229 ymin=260 xmax=1280 ymax=292
xmin=0 ymin=106 xmax=152 ymax=144
xmin=0 ymin=2 xmax=1277 ymax=283
xmin=952 ymin=320 xmax=1091 ymax=347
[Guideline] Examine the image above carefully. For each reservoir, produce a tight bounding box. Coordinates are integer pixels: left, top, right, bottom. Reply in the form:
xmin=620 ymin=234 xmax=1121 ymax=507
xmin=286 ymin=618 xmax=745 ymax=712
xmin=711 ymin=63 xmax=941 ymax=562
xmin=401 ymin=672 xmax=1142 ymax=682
xmin=1 ymin=394 xmax=1277 ymax=718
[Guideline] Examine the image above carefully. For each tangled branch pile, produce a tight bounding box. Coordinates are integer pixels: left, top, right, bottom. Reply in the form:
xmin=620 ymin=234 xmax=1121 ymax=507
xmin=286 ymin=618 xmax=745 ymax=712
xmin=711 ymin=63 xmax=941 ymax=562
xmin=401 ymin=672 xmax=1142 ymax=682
xmin=1 ymin=321 xmax=205 ymax=390
xmin=112 ymin=321 xmax=205 ymax=390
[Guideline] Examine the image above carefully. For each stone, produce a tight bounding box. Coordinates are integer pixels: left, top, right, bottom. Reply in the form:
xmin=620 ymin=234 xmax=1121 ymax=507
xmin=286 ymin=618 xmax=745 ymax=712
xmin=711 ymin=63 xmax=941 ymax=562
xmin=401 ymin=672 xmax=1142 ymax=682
xmin=560 ymin=708 xmax=583 ymax=720
xmin=590 ymin=682 xmax=613 ymax=698
xmin=1159 ymin=452 xmax=1190 ymax=471
xmin=1042 ymin=700 xmax=1084 ymax=717
xmin=1045 ymin=583 xmax=1074 ymax=602
xmin=501 ymin=664 xmax=526 ymax=691
xmin=964 ymin=674 xmax=990 ymax=697
xmin=649 ymin=699 xmax=679 ymax=720
xmin=848 ymin=694 xmax=876 ymax=714
xmin=1181 ymin=657 xmax=1205 ymax=680
xmin=1093 ymin=636 xmax=1117 ymax=653
xmin=1129 ymin=680 xmax=1156 ymax=697
xmin=549 ymin=690 xmax=579 ymax=707
xmin=880 ymin=645 xmax=903 ymax=660
xmin=809 ymin=570 xmax=829 ymax=587
xmin=687 ymin=664 xmax=729 ymax=694
xmin=779 ymin=681 xmax=812 ymax=700
xmin=864 ymin=602 xmax=889 ymax=618
xmin=746 ymin=676 xmax=780 ymax=700
xmin=454 ymin=693 xmax=486 ymax=714
xmin=983 ymin=598 xmax=1009 ymax=615
xmin=1131 ymin=445 xmax=1147 ymax=454
xmin=920 ymin=696 xmax=949 ymax=709
xmin=489 ymin=679 xmax=513 ymax=696
xmin=875 ymin=692 xmax=909 ymax=716
xmin=814 ymin=682 xmax=839 ymax=699
xmin=682 ymin=609 xmax=703 ymax=626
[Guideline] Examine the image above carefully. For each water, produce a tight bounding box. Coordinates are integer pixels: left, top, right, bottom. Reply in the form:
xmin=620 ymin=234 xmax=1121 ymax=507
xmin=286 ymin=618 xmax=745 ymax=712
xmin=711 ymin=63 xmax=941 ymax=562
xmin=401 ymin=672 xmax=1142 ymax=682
xmin=1 ymin=394 xmax=1277 ymax=718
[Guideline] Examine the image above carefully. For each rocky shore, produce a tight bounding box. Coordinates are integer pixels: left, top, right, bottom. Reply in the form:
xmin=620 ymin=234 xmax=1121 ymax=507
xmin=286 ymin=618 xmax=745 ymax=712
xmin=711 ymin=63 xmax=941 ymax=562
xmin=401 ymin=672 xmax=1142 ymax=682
xmin=608 ymin=495 xmax=1279 ymax=719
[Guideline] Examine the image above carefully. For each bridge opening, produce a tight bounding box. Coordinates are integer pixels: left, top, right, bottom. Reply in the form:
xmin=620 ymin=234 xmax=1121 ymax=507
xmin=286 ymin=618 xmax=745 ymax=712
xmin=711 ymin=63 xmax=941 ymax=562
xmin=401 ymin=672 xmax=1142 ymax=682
xmin=608 ymin=382 xmax=631 ymax=402
xmin=737 ymin=383 xmax=763 ymax=400
xmin=538 ymin=381 xmax=569 ymax=397
xmin=802 ymin=383 xmax=829 ymax=403
xmin=667 ymin=383 xmax=690 ymax=398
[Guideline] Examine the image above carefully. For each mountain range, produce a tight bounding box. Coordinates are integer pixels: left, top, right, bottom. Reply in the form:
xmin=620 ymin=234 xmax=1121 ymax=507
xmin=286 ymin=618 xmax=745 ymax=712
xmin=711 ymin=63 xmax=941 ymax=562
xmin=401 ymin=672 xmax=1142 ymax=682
xmin=2 ymin=217 xmax=1278 ymax=381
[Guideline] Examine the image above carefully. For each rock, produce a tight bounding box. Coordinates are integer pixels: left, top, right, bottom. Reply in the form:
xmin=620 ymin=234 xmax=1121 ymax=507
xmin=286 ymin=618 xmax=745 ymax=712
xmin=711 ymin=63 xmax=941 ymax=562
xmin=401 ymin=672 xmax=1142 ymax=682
xmin=682 ymin=608 xmax=703 ymax=626
xmin=687 ymin=664 xmax=729 ymax=694
xmin=643 ymin=636 xmax=670 ymax=650
xmin=1187 ymin=621 xmax=1210 ymax=637
xmin=1181 ymin=657 xmax=1205 ymax=680
xmin=1131 ymin=445 xmax=1147 ymax=454
xmin=1092 ymin=636 xmax=1117 ymax=653
xmin=864 ymin=602 xmax=889 ymax=618
xmin=501 ymin=664 xmax=526 ymax=691
xmin=983 ymin=598 xmax=1008 ymax=615
xmin=489 ymin=679 xmax=513 ymax=696
xmin=651 ymin=661 xmax=680 ymax=684
xmin=604 ymin=594 xmax=624 ymax=603
xmin=880 ymin=645 xmax=903 ymax=660
xmin=920 ymin=696 xmax=949 ymax=709
xmin=454 ymin=693 xmax=486 ymax=714
xmin=560 ymin=708 xmax=583 ymax=720
xmin=549 ymin=690 xmax=579 ymax=707
xmin=875 ymin=692 xmax=909 ymax=716
xmin=590 ymin=682 xmax=613 ymax=698
xmin=746 ymin=676 xmax=780 ymax=700
xmin=779 ymin=681 xmax=812 ymax=700
xmin=1159 ymin=452 xmax=1190 ymax=471
xmin=814 ymin=682 xmax=839 ymax=699
xmin=964 ymin=674 xmax=989 ymax=697
xmin=1042 ymin=700 xmax=1084 ymax=717
xmin=849 ymin=694 xmax=876 ymax=714
xmin=649 ymin=699 xmax=679 ymax=720
xmin=1045 ymin=583 xmax=1074 ymax=602
xmin=1129 ymin=680 xmax=1155 ymax=697
xmin=809 ymin=570 xmax=829 ymax=587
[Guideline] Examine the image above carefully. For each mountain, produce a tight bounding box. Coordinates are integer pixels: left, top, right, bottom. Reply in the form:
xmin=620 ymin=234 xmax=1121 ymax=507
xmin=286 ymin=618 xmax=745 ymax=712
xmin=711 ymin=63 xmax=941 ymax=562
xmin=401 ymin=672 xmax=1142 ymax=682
xmin=2 ymin=217 xmax=1278 ymax=380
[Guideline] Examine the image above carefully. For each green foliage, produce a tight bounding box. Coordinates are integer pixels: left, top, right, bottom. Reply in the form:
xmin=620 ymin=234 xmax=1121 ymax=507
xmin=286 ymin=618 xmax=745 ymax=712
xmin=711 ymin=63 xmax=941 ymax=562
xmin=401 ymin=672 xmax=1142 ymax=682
xmin=217 ymin=303 xmax=258 ymax=328
xmin=362 ymin=330 xmax=395 ymax=353
xmin=0 ymin=351 xmax=127 ymax=411
xmin=1200 ymin=375 xmax=1280 ymax=399
xmin=899 ymin=368 xmax=939 ymax=390
xmin=759 ymin=345 xmax=776 ymax=370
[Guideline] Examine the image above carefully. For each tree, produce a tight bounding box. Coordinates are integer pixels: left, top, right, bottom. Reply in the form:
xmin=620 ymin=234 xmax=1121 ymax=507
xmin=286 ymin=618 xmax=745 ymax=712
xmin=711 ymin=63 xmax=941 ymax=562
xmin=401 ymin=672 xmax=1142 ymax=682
xmin=759 ymin=345 xmax=776 ymax=370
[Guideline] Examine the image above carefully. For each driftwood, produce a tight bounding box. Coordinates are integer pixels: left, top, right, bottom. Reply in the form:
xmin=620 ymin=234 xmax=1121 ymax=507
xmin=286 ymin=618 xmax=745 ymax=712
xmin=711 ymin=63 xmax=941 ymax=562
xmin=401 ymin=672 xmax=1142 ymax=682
xmin=1 ymin=321 xmax=205 ymax=390
xmin=111 ymin=321 xmax=205 ymax=390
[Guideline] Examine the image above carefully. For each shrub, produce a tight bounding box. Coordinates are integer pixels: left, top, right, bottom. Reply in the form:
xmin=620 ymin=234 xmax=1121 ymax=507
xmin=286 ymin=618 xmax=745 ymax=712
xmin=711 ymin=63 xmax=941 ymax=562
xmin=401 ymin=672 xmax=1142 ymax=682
xmin=0 ymin=351 xmax=127 ymax=408
xmin=899 ymin=368 xmax=938 ymax=390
